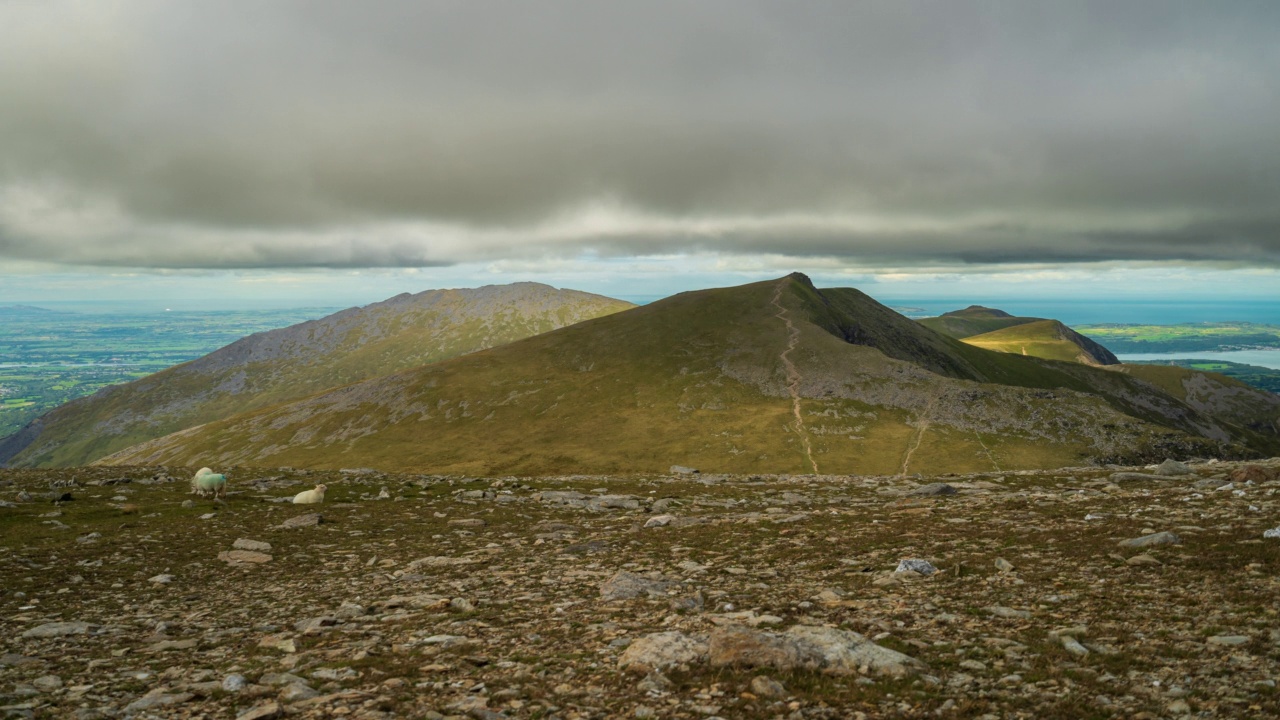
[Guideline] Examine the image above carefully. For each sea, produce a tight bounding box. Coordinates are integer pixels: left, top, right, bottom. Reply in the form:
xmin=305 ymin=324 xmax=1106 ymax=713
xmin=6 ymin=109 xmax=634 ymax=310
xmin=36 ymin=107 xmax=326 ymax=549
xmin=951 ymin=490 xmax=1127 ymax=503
xmin=882 ymin=299 xmax=1280 ymax=326
xmin=1115 ymin=350 xmax=1280 ymax=370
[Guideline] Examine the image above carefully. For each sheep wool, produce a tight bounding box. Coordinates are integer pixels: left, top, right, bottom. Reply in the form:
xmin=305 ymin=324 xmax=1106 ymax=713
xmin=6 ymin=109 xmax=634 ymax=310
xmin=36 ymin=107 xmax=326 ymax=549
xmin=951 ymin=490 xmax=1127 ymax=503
xmin=293 ymin=484 xmax=327 ymax=504
xmin=190 ymin=467 xmax=215 ymax=494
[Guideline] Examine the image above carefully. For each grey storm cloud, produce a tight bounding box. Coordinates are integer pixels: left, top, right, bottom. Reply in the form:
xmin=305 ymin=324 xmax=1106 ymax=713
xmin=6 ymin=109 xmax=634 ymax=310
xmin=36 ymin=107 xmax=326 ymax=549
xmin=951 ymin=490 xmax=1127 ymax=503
xmin=1 ymin=0 xmax=1278 ymax=269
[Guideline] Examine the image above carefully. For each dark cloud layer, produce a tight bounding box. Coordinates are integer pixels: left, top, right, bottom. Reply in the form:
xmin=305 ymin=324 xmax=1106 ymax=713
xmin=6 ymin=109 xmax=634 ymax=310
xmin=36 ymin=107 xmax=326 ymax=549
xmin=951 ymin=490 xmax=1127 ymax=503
xmin=1 ymin=1 xmax=1278 ymax=269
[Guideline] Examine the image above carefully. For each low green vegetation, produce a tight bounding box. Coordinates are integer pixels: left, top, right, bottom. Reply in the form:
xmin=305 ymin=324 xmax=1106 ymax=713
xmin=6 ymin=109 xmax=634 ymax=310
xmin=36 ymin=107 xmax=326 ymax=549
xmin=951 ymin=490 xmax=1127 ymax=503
xmin=1076 ymin=322 xmax=1280 ymax=353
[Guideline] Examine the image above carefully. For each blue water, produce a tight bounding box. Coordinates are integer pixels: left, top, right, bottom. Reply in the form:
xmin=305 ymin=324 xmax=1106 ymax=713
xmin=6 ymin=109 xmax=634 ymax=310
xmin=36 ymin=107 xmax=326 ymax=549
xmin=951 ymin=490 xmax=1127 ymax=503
xmin=1117 ymin=350 xmax=1280 ymax=370
xmin=891 ymin=299 xmax=1280 ymax=326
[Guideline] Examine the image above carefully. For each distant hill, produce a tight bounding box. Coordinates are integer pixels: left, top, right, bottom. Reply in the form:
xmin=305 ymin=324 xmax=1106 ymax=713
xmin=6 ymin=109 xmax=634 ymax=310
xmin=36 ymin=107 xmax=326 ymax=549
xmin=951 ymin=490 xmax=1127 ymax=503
xmin=962 ymin=319 xmax=1121 ymax=366
xmin=1116 ymin=364 xmax=1280 ymax=438
xmin=0 ymin=283 xmax=634 ymax=467
xmin=0 ymin=304 xmax=65 ymax=316
xmin=1125 ymin=359 xmax=1280 ymax=395
xmin=917 ymin=305 xmax=1040 ymax=339
xmin=918 ymin=306 xmax=1120 ymax=367
xmin=99 ymin=274 xmax=1279 ymax=476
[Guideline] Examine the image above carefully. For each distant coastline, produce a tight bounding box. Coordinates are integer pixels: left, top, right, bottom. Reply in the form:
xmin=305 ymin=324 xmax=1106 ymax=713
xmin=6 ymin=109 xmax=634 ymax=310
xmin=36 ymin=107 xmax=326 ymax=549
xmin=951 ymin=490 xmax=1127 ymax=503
xmin=1118 ymin=350 xmax=1280 ymax=371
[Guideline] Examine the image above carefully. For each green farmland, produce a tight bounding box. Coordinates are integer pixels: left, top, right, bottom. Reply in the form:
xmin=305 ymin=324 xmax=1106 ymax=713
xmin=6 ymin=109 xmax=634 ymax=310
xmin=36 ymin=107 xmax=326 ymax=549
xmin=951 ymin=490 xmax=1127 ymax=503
xmin=1076 ymin=321 xmax=1280 ymax=353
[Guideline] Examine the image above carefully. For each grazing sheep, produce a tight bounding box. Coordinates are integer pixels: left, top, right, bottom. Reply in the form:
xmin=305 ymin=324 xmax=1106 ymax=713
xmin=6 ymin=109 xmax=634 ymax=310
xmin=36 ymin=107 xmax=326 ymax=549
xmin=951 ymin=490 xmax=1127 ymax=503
xmin=190 ymin=467 xmax=214 ymax=494
xmin=293 ymin=484 xmax=327 ymax=504
xmin=193 ymin=473 xmax=227 ymax=499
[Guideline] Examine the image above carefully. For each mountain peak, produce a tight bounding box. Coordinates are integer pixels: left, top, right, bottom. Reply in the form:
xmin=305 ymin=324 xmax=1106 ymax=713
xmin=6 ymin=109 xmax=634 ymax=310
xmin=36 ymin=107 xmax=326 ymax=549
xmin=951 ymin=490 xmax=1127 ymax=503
xmin=1 ymin=283 xmax=634 ymax=468
xmin=942 ymin=305 xmax=1014 ymax=319
xmin=96 ymin=275 xmax=1277 ymax=475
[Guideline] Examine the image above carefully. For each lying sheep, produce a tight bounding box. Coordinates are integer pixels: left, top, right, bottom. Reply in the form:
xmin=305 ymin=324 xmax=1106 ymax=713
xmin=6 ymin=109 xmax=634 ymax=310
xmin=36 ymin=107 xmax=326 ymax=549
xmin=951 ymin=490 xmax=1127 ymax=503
xmin=193 ymin=473 xmax=228 ymax=499
xmin=190 ymin=467 xmax=214 ymax=494
xmin=293 ymin=484 xmax=327 ymax=504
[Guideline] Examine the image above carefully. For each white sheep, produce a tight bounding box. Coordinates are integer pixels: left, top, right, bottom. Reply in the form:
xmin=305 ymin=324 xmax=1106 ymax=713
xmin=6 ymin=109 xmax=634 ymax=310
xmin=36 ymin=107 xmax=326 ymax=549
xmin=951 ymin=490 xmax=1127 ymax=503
xmin=190 ymin=467 xmax=214 ymax=495
xmin=193 ymin=473 xmax=227 ymax=499
xmin=292 ymin=484 xmax=327 ymax=504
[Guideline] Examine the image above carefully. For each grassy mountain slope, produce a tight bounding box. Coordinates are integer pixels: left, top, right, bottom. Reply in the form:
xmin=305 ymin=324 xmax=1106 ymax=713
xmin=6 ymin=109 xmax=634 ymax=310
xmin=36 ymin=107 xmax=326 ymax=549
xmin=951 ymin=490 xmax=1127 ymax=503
xmin=1126 ymin=359 xmax=1280 ymax=394
xmin=962 ymin=319 xmax=1121 ymax=366
xmin=99 ymin=275 xmax=1279 ymax=476
xmin=1114 ymin=364 xmax=1280 ymax=440
xmin=917 ymin=306 xmax=1040 ymax=339
xmin=1 ymin=284 xmax=633 ymax=468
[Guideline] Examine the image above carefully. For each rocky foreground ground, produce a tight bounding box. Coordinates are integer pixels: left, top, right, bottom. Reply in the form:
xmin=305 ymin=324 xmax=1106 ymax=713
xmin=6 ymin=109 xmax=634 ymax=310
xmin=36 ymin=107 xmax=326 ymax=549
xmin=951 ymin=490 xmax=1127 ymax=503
xmin=2 ymin=459 xmax=1279 ymax=719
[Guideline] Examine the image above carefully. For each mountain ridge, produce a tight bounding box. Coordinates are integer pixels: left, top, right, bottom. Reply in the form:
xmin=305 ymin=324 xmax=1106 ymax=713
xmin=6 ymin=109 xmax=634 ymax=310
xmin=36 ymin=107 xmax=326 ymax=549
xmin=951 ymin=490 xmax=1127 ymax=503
xmin=1 ymin=283 xmax=634 ymax=468
xmin=98 ymin=275 xmax=1280 ymax=475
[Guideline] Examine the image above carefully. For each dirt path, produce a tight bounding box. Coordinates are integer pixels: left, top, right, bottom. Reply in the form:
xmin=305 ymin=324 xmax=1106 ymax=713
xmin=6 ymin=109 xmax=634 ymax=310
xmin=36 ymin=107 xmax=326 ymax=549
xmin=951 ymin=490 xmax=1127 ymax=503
xmin=974 ymin=431 xmax=1002 ymax=472
xmin=771 ymin=282 xmax=819 ymax=474
xmin=899 ymin=394 xmax=937 ymax=477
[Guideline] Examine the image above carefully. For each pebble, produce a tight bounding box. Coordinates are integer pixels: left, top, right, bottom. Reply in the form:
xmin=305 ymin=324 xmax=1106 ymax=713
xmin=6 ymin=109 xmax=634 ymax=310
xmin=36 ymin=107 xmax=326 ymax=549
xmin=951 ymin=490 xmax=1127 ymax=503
xmin=123 ymin=692 xmax=193 ymax=713
xmin=1156 ymin=459 xmax=1194 ymax=476
xmin=310 ymin=666 xmax=359 ymax=681
xmin=1207 ymin=635 xmax=1250 ymax=646
xmin=235 ymin=702 xmax=282 ymax=720
xmin=600 ymin=570 xmax=681 ymax=600
xmin=222 ymin=673 xmax=247 ymax=692
xmin=447 ymin=518 xmax=486 ymax=527
xmin=644 ymin=514 xmax=675 ymax=528
xmin=31 ymin=675 xmax=63 ymax=692
xmin=218 ymin=550 xmax=273 ymax=564
xmin=1125 ymin=554 xmax=1162 ymax=566
xmin=894 ymin=559 xmax=937 ymax=576
xmin=277 ymin=682 xmax=319 ymax=702
xmin=258 ymin=635 xmax=297 ymax=653
xmin=750 ymin=675 xmax=787 ymax=698
xmin=1118 ymin=531 xmax=1181 ymax=549
xmin=277 ymin=513 xmax=322 ymax=529
xmin=421 ymin=634 xmax=471 ymax=647
xmin=1060 ymin=635 xmax=1090 ymax=657
xmin=21 ymin=621 xmax=92 ymax=638
xmin=618 ymin=632 xmax=709 ymax=674
xmin=909 ymin=483 xmax=957 ymax=497
xmin=259 ymin=672 xmax=308 ymax=687
xmin=294 ymin=616 xmax=338 ymax=634
xmin=147 ymin=639 xmax=197 ymax=652
xmin=984 ymin=606 xmax=1031 ymax=619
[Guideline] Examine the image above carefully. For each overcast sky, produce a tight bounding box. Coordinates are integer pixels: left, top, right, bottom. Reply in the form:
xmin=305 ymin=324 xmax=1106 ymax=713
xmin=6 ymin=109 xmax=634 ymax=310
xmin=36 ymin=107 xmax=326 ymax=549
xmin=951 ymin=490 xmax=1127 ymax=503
xmin=1 ymin=1 xmax=1278 ymax=309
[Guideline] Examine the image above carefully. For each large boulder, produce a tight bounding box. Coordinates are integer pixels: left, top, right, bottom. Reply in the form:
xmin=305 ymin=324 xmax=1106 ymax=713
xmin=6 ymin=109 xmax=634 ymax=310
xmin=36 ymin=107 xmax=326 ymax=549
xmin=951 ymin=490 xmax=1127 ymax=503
xmin=618 ymin=632 xmax=709 ymax=674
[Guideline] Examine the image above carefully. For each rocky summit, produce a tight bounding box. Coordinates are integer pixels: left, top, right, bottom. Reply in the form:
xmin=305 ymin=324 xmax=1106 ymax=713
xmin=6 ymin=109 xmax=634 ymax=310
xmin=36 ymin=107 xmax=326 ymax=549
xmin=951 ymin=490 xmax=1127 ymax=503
xmin=2 ymin=458 xmax=1279 ymax=718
